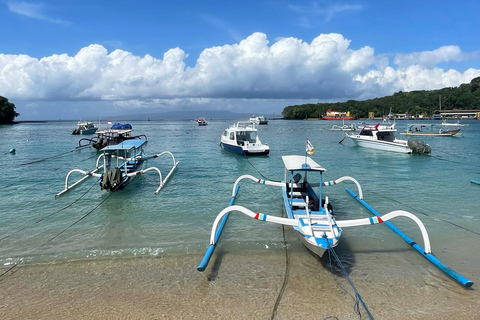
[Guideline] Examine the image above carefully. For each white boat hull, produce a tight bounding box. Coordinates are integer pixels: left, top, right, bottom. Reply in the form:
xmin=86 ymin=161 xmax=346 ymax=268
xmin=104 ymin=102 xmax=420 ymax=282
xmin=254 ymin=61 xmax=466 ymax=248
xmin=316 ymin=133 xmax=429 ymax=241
xmin=348 ymin=136 xmax=413 ymax=153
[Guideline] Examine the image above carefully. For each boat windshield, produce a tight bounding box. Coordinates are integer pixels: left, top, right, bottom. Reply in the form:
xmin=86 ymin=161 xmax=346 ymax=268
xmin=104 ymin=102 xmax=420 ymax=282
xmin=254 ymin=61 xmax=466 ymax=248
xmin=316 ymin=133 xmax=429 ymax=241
xmin=376 ymin=131 xmax=395 ymax=142
xmin=236 ymin=131 xmax=257 ymax=143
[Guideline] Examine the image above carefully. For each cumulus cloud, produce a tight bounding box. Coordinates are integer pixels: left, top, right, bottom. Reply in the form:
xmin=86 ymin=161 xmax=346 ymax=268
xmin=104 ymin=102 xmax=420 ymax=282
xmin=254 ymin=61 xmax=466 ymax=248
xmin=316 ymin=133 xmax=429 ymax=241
xmin=1 ymin=32 xmax=479 ymax=110
xmin=393 ymin=45 xmax=467 ymax=68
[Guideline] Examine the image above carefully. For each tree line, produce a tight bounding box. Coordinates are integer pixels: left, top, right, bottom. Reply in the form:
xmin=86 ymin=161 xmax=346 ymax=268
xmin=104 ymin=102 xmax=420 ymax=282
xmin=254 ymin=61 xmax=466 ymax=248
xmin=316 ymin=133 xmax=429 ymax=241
xmin=282 ymin=77 xmax=480 ymax=119
xmin=0 ymin=96 xmax=19 ymax=124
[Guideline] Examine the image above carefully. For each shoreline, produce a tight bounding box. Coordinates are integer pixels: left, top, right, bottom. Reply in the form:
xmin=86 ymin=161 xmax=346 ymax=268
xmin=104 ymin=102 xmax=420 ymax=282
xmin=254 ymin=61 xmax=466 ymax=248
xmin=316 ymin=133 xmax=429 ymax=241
xmin=1 ymin=251 xmax=478 ymax=320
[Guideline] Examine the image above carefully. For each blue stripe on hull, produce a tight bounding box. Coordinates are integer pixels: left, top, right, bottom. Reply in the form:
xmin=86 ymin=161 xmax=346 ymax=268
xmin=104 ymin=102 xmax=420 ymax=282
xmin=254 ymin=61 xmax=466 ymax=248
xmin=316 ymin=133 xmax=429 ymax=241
xmin=220 ymin=142 xmax=269 ymax=156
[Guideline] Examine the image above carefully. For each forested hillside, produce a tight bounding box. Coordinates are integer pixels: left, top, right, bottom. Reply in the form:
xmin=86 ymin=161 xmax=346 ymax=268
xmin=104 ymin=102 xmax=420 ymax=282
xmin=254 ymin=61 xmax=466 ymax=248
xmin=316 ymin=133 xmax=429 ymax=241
xmin=282 ymin=77 xmax=480 ymax=119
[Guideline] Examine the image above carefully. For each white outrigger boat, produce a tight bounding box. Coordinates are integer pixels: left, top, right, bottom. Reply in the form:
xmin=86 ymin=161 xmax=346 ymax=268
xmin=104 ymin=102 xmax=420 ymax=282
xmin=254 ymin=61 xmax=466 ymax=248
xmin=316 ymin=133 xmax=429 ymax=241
xmin=330 ymin=120 xmax=356 ymax=131
xmin=198 ymin=154 xmax=473 ymax=287
xmin=220 ymin=121 xmax=270 ymax=156
xmin=56 ymin=139 xmax=178 ymax=197
xmin=345 ymin=123 xmax=431 ymax=154
xmin=401 ymin=124 xmax=462 ymax=137
xmin=78 ymin=123 xmax=147 ymax=151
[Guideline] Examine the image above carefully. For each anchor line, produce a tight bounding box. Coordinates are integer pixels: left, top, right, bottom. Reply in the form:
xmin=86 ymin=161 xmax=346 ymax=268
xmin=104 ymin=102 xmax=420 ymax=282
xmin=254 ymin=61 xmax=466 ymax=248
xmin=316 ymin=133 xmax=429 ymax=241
xmin=0 ymin=182 xmax=97 ymax=242
xmin=0 ymin=190 xmax=111 ymax=281
xmin=41 ymin=192 xmax=112 ymax=246
xmin=370 ymin=191 xmax=480 ymax=237
xmin=244 ymin=156 xmax=281 ymax=183
xmin=19 ymin=148 xmax=78 ymax=166
xmin=327 ymin=243 xmax=374 ymax=320
xmin=430 ymin=154 xmax=480 ymax=168
xmin=270 ymin=209 xmax=290 ymax=320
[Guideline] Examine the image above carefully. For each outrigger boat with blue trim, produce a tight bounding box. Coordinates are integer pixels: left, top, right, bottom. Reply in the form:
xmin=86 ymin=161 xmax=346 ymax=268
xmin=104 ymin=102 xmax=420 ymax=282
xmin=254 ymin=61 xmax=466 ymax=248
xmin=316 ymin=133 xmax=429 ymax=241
xmin=56 ymin=139 xmax=178 ymax=197
xmin=198 ymin=154 xmax=473 ymax=287
xmin=78 ymin=123 xmax=147 ymax=151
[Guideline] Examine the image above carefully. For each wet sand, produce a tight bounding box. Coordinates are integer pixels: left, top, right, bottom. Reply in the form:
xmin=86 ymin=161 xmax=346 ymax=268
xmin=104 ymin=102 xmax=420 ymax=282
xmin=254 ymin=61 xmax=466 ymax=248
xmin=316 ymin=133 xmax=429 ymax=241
xmin=1 ymin=248 xmax=478 ymax=320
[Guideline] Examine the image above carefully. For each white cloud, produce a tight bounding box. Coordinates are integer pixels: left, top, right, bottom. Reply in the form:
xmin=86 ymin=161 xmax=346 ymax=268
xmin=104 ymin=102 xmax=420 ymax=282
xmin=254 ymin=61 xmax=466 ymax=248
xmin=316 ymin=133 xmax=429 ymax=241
xmin=1 ymin=32 xmax=479 ymax=115
xmin=7 ymin=1 xmax=66 ymax=24
xmin=393 ymin=46 xmax=467 ymax=68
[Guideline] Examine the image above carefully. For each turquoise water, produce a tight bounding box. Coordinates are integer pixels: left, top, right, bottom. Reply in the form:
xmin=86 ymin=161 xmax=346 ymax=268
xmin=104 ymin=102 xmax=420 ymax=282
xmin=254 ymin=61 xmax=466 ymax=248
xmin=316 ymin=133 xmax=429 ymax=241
xmin=1 ymin=119 xmax=479 ymax=280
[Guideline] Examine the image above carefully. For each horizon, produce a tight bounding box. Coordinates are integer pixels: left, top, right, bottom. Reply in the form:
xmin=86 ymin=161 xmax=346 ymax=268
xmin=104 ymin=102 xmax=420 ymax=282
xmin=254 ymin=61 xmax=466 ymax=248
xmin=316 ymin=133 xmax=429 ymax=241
xmin=1 ymin=0 xmax=479 ymax=120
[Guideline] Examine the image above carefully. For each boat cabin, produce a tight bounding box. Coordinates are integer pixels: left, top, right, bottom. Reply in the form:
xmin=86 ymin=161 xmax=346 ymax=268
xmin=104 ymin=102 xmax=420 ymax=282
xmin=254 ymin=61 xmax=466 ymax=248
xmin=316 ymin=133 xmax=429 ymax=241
xmin=359 ymin=124 xmax=396 ymax=142
xmin=223 ymin=122 xmax=259 ymax=146
xmin=282 ymin=155 xmax=326 ymax=213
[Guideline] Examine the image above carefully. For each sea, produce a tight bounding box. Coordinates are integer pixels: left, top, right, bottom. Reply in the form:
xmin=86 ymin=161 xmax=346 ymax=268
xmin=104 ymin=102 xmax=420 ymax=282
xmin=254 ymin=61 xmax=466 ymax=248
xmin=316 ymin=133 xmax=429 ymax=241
xmin=1 ymin=119 xmax=480 ymax=318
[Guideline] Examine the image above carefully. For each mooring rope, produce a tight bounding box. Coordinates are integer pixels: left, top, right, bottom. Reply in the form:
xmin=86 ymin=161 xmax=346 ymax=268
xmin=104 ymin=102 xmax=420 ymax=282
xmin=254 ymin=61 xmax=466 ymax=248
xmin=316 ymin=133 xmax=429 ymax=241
xmin=327 ymin=243 xmax=374 ymax=320
xmin=0 ymin=182 xmax=97 ymax=242
xmin=0 ymin=190 xmax=112 ymax=281
xmin=244 ymin=155 xmax=281 ymax=183
xmin=18 ymin=145 xmax=93 ymax=166
xmin=270 ymin=211 xmax=290 ymax=320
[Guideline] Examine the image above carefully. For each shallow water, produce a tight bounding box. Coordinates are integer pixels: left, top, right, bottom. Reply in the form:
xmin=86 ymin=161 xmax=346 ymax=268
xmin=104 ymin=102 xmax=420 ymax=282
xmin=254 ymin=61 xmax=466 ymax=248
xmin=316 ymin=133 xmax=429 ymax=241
xmin=1 ymin=119 xmax=479 ymax=318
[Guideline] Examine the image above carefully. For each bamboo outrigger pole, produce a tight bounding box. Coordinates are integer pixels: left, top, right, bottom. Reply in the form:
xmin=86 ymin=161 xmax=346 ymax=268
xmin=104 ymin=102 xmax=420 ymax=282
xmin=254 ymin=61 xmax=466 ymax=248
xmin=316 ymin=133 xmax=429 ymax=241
xmin=346 ymin=187 xmax=473 ymax=288
xmin=197 ymin=185 xmax=240 ymax=271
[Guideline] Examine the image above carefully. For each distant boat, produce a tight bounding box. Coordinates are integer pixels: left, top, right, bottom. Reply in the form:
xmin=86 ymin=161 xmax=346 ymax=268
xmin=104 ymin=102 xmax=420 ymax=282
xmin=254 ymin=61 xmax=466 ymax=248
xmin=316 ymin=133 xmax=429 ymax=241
xmin=249 ymin=115 xmax=268 ymax=125
xmin=330 ymin=120 xmax=356 ymax=131
xmin=77 ymin=123 xmax=147 ymax=150
xmin=432 ymin=115 xmax=443 ymax=120
xmin=71 ymin=121 xmax=98 ymax=135
xmin=345 ymin=123 xmax=431 ymax=154
xmin=220 ymin=121 xmax=270 ymax=156
xmin=401 ymin=124 xmax=462 ymax=137
xmin=196 ymin=118 xmax=208 ymax=126
xmin=440 ymin=119 xmax=468 ymax=127
xmin=322 ymin=109 xmax=355 ymax=120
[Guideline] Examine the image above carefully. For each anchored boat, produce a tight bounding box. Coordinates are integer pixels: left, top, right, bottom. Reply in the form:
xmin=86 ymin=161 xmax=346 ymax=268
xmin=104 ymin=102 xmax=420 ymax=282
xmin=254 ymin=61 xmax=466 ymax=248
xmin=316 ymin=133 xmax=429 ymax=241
xmin=196 ymin=118 xmax=208 ymax=126
xmin=220 ymin=121 xmax=270 ymax=156
xmin=330 ymin=120 xmax=356 ymax=131
xmin=197 ymin=154 xmax=473 ymax=287
xmin=345 ymin=123 xmax=431 ymax=154
xmin=401 ymin=124 xmax=462 ymax=137
xmin=249 ymin=115 xmax=269 ymax=125
xmin=78 ymin=123 xmax=147 ymax=150
xmin=71 ymin=121 xmax=98 ymax=135
xmin=56 ymin=139 xmax=178 ymax=197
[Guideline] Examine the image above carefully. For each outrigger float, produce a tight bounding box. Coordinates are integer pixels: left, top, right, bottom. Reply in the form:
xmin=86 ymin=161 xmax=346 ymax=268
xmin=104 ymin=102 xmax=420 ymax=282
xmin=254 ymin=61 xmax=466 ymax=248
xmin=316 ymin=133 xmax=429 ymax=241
xmin=56 ymin=140 xmax=178 ymax=197
xmin=198 ymin=154 xmax=473 ymax=288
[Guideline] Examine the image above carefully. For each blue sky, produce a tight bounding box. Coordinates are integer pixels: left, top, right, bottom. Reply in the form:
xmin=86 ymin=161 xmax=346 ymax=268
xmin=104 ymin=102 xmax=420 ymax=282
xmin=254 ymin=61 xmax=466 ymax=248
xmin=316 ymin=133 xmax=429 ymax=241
xmin=1 ymin=0 xmax=479 ymax=120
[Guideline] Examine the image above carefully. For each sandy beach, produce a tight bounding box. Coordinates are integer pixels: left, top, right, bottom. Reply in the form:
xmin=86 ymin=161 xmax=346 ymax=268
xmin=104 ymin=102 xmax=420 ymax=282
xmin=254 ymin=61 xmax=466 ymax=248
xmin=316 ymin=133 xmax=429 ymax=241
xmin=1 ymin=246 xmax=478 ymax=320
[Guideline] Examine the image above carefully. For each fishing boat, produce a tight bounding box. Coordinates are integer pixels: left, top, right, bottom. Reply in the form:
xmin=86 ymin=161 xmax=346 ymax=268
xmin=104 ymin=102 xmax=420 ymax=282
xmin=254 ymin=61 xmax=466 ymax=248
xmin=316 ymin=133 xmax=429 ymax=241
xmin=71 ymin=121 xmax=98 ymax=135
xmin=322 ymin=109 xmax=355 ymax=120
xmin=249 ymin=115 xmax=268 ymax=125
xmin=401 ymin=124 xmax=462 ymax=137
xmin=77 ymin=123 xmax=147 ymax=150
xmin=220 ymin=121 xmax=270 ymax=156
xmin=330 ymin=120 xmax=356 ymax=131
xmin=56 ymin=139 xmax=178 ymax=197
xmin=196 ymin=152 xmax=473 ymax=287
xmin=345 ymin=123 xmax=431 ymax=154
xmin=196 ymin=118 xmax=208 ymax=126
xmin=440 ymin=119 xmax=469 ymax=127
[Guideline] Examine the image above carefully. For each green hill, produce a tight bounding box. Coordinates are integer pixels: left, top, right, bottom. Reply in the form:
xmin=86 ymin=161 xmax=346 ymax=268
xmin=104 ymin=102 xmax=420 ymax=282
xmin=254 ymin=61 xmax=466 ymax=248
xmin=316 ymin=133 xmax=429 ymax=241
xmin=282 ymin=77 xmax=480 ymax=119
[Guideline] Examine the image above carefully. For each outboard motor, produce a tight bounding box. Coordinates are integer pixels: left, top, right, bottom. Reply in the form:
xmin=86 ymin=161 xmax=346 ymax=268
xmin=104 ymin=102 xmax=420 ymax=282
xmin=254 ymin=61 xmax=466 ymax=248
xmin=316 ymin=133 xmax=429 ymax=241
xmin=101 ymin=168 xmax=123 ymax=191
xmin=407 ymin=139 xmax=431 ymax=154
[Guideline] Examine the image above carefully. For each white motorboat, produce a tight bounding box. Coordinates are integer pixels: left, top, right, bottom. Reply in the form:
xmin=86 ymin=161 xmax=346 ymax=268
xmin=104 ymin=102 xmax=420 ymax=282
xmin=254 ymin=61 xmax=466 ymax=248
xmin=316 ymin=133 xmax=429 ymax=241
xmin=345 ymin=123 xmax=431 ymax=154
xmin=220 ymin=121 xmax=270 ymax=156
xmin=249 ymin=115 xmax=268 ymax=125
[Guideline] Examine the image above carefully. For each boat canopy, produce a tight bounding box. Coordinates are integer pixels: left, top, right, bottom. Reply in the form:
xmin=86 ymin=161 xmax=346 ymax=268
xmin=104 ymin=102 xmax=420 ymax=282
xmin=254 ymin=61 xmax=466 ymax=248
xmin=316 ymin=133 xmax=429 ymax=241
xmin=101 ymin=139 xmax=147 ymax=151
xmin=282 ymin=155 xmax=325 ymax=172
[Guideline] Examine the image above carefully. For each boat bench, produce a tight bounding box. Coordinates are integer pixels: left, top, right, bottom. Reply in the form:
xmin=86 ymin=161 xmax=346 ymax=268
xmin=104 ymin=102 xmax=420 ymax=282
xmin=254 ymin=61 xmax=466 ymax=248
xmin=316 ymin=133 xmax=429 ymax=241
xmin=289 ymin=198 xmax=307 ymax=207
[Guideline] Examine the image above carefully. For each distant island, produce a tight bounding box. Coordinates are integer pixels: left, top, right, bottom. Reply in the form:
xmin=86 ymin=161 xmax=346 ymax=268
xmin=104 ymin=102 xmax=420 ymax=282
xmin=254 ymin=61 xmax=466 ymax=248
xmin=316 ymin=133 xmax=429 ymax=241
xmin=282 ymin=77 xmax=480 ymax=120
xmin=0 ymin=96 xmax=19 ymax=124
